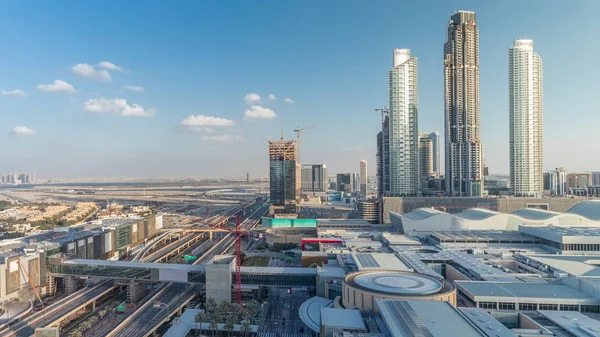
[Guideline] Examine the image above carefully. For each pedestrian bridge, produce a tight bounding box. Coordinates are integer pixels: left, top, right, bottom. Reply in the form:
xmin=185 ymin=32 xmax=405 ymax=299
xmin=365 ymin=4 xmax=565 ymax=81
xmin=48 ymin=259 xmax=317 ymax=288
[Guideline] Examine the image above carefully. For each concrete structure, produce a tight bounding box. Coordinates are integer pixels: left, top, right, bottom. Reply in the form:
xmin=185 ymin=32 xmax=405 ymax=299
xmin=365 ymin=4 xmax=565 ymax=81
xmin=444 ymin=10 xmax=484 ymax=197
xmin=301 ymin=164 xmax=328 ymax=193
xmin=205 ymin=255 xmax=234 ymax=303
xmin=359 ymin=160 xmax=367 ymax=197
xmin=387 ymin=48 xmax=419 ymax=196
xmin=341 ymin=271 xmax=456 ymax=311
xmin=509 ymin=39 xmax=543 ymax=197
xmin=268 ymin=139 xmax=297 ymax=214
xmin=381 ymin=196 xmax=583 ymax=223
xmin=356 ymin=200 xmax=379 ymax=224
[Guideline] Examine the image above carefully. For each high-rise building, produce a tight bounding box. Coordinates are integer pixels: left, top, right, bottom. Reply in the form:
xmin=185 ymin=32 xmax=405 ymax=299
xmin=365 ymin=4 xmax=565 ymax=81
xmin=419 ymin=136 xmax=434 ymax=186
xmin=336 ymin=173 xmax=353 ymax=193
xmin=444 ymin=10 xmax=484 ymax=196
xmin=268 ymin=140 xmax=297 ymax=214
xmin=246 ymin=172 xmax=250 ymax=183
xmin=388 ymin=49 xmax=419 ymax=196
xmin=428 ymin=131 xmax=440 ymax=178
xmin=301 ymin=164 xmax=328 ymax=193
xmin=592 ymin=172 xmax=600 ymax=186
xmin=509 ymin=39 xmax=543 ymax=197
xmin=376 ymin=111 xmax=390 ymax=198
xmin=360 ymin=160 xmax=368 ymax=197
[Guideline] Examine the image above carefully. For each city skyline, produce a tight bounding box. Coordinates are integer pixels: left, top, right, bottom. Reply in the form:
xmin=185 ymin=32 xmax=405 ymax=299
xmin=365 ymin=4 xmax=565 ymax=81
xmin=2 ymin=2 xmax=600 ymax=179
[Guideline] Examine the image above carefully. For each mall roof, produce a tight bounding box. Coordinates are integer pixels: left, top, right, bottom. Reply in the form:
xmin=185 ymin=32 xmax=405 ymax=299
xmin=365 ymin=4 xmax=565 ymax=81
xmin=518 ymin=254 xmax=600 ymax=277
xmin=298 ymin=296 xmax=334 ymax=333
xmin=536 ymin=311 xmax=600 ymax=337
xmin=454 ymin=208 xmax=500 ymax=220
xmin=456 ymin=281 xmax=597 ymax=303
xmin=512 ymin=208 xmax=560 ymax=220
xmin=568 ymin=200 xmax=600 ymax=221
xmin=320 ymin=308 xmax=365 ymax=330
xmin=459 ymin=308 xmax=518 ymax=337
xmin=351 ymin=253 xmax=412 ymax=271
xmin=376 ymin=299 xmax=500 ymax=337
xmin=401 ymin=208 xmax=444 ymax=220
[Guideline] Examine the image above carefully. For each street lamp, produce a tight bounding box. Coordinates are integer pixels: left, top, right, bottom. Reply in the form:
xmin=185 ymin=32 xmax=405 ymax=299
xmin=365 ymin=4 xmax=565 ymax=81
xmin=153 ymin=301 xmax=170 ymax=320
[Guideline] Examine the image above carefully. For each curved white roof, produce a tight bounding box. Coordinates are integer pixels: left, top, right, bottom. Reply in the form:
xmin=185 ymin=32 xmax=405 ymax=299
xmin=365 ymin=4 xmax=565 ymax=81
xmin=353 ymin=272 xmax=442 ymax=295
xmin=454 ymin=208 xmax=499 ymax=220
xmin=567 ymin=200 xmax=600 ymax=221
xmin=298 ymin=296 xmax=334 ymax=333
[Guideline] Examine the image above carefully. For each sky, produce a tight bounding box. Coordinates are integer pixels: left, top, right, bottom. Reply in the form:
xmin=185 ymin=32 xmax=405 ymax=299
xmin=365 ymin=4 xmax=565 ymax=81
xmin=1 ymin=1 xmax=599 ymax=180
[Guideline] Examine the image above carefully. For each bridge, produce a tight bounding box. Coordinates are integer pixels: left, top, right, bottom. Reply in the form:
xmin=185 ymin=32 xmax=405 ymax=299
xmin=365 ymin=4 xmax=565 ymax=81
xmin=48 ymin=258 xmax=317 ymax=288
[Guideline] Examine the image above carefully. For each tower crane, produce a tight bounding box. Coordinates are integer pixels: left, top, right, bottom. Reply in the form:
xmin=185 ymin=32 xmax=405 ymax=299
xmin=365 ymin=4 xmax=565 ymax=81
xmin=17 ymin=259 xmax=44 ymax=308
xmin=293 ymin=126 xmax=315 ymax=164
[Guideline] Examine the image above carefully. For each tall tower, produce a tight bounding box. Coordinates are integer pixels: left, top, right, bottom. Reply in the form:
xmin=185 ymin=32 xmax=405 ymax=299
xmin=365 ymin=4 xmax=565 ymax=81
xmin=509 ymin=39 xmax=543 ymax=197
xmin=388 ymin=49 xmax=419 ymax=196
xmin=444 ymin=10 xmax=484 ymax=196
xmin=268 ymin=140 xmax=297 ymax=214
xmin=419 ymin=136 xmax=434 ymax=189
xmin=360 ymin=160 xmax=367 ymax=197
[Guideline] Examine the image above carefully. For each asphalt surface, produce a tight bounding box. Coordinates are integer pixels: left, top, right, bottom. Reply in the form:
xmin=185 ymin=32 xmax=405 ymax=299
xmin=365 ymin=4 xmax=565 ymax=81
xmin=258 ymin=288 xmax=310 ymax=336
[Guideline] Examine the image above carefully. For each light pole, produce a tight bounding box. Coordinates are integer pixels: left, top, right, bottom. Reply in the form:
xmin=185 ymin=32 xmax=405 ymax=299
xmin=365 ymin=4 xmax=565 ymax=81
xmin=153 ymin=301 xmax=170 ymax=321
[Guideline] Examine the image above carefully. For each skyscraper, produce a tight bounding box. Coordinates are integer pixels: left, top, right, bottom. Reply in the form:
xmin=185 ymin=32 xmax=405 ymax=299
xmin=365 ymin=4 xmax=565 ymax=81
xmin=509 ymin=39 xmax=543 ymax=197
xmin=268 ymin=140 xmax=296 ymax=214
xmin=428 ymin=131 xmax=440 ymax=178
xmin=419 ymin=136 xmax=434 ymax=187
xmin=444 ymin=10 xmax=484 ymax=196
xmin=360 ymin=160 xmax=367 ymax=197
xmin=388 ymin=49 xmax=419 ymax=196
xmin=376 ymin=111 xmax=390 ymax=198
xmin=301 ymin=164 xmax=328 ymax=193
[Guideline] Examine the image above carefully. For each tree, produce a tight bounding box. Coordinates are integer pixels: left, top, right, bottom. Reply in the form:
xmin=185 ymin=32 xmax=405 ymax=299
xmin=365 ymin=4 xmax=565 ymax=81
xmin=245 ymin=300 xmax=259 ymax=324
xmin=195 ymin=311 xmax=209 ymax=336
xmin=81 ymin=320 xmax=91 ymax=332
xmin=224 ymin=314 xmax=236 ymax=337
xmin=209 ymin=312 xmax=219 ymax=337
xmin=205 ymin=297 xmax=218 ymax=314
xmin=69 ymin=329 xmax=83 ymax=337
xmin=242 ymin=320 xmax=252 ymax=337
xmin=99 ymin=309 xmax=107 ymax=319
xmin=218 ymin=300 xmax=231 ymax=319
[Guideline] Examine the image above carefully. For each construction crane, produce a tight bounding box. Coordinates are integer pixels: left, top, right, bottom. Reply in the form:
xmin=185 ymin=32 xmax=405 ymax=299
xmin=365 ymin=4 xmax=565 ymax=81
xmin=293 ymin=126 xmax=315 ymax=164
xmin=17 ymin=259 xmax=44 ymax=308
xmin=375 ymin=106 xmax=389 ymax=124
xmin=209 ymin=215 xmax=257 ymax=304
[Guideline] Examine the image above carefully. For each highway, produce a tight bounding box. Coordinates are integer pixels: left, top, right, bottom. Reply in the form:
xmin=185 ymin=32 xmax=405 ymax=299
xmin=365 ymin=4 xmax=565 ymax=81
xmin=107 ymin=201 xmax=268 ymax=337
xmin=0 ymin=281 xmax=115 ymax=337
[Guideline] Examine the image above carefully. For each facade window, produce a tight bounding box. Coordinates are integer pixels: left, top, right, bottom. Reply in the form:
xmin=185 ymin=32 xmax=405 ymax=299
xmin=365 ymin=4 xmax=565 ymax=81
xmin=479 ymin=302 xmax=497 ymax=310
xmin=581 ymin=305 xmax=600 ymax=313
xmin=560 ymin=305 xmax=579 ymax=311
xmin=519 ymin=303 xmax=537 ymax=311
xmin=538 ymin=304 xmax=558 ymax=311
xmin=499 ymin=302 xmax=515 ymax=310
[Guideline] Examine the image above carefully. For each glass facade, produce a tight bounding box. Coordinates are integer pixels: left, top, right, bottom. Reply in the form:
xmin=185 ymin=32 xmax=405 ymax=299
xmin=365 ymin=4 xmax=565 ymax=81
xmin=519 ymin=303 xmax=537 ymax=311
xmin=479 ymin=302 xmax=497 ymax=310
xmin=50 ymin=263 xmax=154 ymax=280
xmin=240 ymin=273 xmax=316 ymax=287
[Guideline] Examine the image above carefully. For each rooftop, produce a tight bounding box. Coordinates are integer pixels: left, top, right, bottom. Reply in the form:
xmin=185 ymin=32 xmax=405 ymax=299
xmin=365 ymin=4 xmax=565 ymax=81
xmin=456 ymin=281 xmax=597 ymax=303
xmin=298 ymin=296 xmax=334 ymax=332
xmin=459 ymin=308 xmax=517 ymax=337
xmin=536 ymin=310 xmax=600 ymax=337
xmin=454 ymin=208 xmax=500 ymax=221
xmin=568 ymin=200 xmax=600 ymax=221
xmin=376 ymin=299 xmax=494 ymax=337
xmin=401 ymin=208 xmax=444 ymax=220
xmin=512 ymin=208 xmax=560 ymax=220
xmin=346 ymin=271 xmax=445 ymax=296
xmin=352 ymin=253 xmax=412 ymax=272
xmin=320 ymin=308 xmax=365 ymax=330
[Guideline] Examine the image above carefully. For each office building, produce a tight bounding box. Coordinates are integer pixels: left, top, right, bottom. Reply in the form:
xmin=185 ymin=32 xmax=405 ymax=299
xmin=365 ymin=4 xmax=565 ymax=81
xmin=301 ymin=164 xmax=328 ymax=193
xmin=359 ymin=160 xmax=367 ymax=197
xmin=543 ymin=171 xmax=556 ymax=193
xmin=336 ymin=173 xmax=353 ymax=193
xmin=268 ymin=140 xmax=297 ymax=214
xmin=509 ymin=39 xmax=543 ymax=197
xmin=444 ymin=10 xmax=484 ymax=196
xmin=376 ymin=112 xmax=390 ymax=198
xmin=352 ymin=173 xmax=359 ymax=193
xmin=387 ymin=49 xmax=419 ymax=196
xmin=419 ymin=135 xmax=434 ymax=185
xmin=428 ymin=131 xmax=440 ymax=178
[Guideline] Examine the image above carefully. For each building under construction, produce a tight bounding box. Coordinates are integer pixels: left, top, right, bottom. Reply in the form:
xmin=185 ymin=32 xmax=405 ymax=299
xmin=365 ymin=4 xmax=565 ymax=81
xmin=268 ymin=140 xmax=297 ymax=215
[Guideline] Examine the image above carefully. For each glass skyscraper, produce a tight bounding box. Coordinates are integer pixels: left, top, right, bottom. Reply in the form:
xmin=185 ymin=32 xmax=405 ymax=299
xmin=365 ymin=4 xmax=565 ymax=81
xmin=268 ymin=140 xmax=297 ymax=213
xmin=444 ymin=11 xmax=484 ymax=196
xmin=509 ymin=39 xmax=543 ymax=197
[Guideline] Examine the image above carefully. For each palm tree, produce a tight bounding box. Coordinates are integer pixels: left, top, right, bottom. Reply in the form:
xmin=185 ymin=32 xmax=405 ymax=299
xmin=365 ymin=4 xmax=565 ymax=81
xmin=209 ymin=312 xmax=219 ymax=337
xmin=241 ymin=320 xmax=251 ymax=337
xmin=205 ymin=297 xmax=217 ymax=314
xmin=224 ymin=315 xmax=236 ymax=337
xmin=99 ymin=309 xmax=107 ymax=319
xmin=246 ymin=300 xmax=259 ymax=324
xmin=195 ymin=311 xmax=208 ymax=336
xmin=69 ymin=329 xmax=83 ymax=337
xmin=218 ymin=301 xmax=231 ymax=318
xmin=81 ymin=320 xmax=91 ymax=332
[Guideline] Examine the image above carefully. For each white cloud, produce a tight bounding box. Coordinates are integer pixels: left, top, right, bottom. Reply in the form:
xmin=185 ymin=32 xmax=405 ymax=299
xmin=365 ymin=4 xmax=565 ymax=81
xmin=10 ymin=125 xmax=35 ymax=136
xmin=180 ymin=115 xmax=235 ymax=132
xmin=244 ymin=93 xmax=261 ymax=104
xmin=201 ymin=134 xmax=242 ymax=143
xmin=83 ymin=98 xmax=155 ymax=117
xmin=283 ymin=97 xmax=295 ymax=104
xmin=97 ymin=61 xmax=123 ymax=72
xmin=268 ymin=94 xmax=276 ymax=100
xmin=1 ymin=89 xmax=27 ymax=97
xmin=122 ymin=85 xmax=145 ymax=92
xmin=244 ymin=105 xmax=277 ymax=120
xmin=37 ymin=80 xmax=76 ymax=94
xmin=72 ymin=63 xmax=112 ymax=81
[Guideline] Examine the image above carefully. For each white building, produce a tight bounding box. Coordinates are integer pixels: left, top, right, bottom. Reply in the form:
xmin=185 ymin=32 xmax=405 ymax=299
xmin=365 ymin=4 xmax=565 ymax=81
xmin=388 ymin=49 xmax=418 ymax=196
xmin=444 ymin=11 xmax=484 ymax=197
xmin=509 ymin=39 xmax=543 ymax=197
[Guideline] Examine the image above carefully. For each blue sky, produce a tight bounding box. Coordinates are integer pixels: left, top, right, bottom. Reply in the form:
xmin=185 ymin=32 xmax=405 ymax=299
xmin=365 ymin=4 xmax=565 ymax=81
xmin=1 ymin=1 xmax=599 ymax=179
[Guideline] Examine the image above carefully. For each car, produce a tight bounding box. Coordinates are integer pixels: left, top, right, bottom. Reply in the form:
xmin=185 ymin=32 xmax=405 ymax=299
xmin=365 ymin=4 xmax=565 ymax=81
xmin=274 ymin=322 xmax=279 ymax=326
